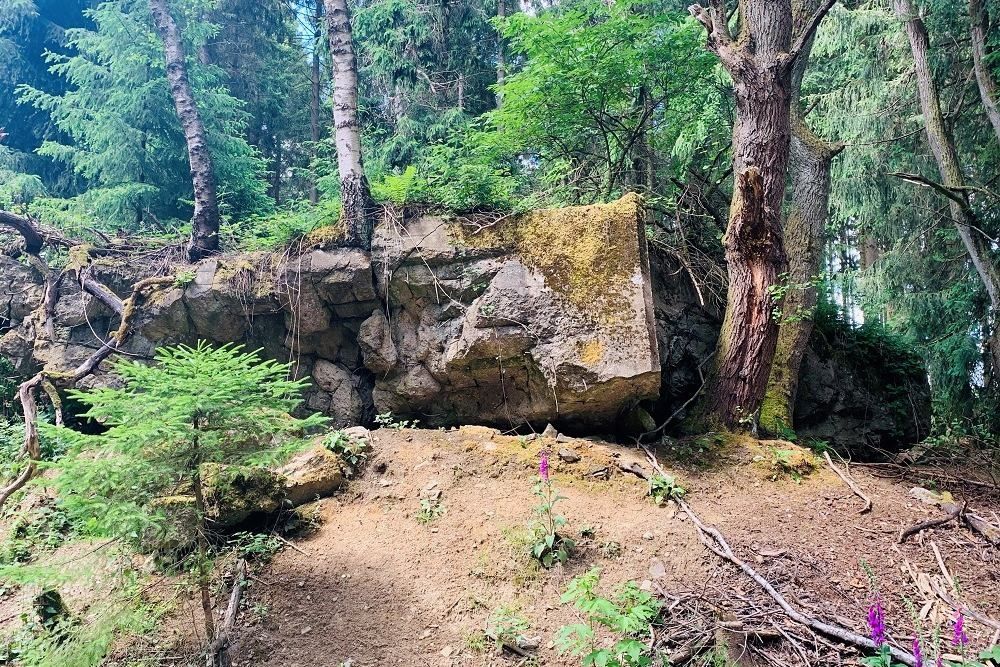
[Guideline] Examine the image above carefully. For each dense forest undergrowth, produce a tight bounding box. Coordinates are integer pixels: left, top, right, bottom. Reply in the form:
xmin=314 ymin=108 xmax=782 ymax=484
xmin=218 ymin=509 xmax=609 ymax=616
xmin=1 ymin=0 xmax=999 ymax=664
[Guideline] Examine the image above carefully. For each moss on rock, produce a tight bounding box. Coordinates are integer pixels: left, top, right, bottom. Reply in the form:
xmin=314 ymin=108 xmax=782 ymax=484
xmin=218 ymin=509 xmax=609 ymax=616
xmin=450 ymin=194 xmax=645 ymax=323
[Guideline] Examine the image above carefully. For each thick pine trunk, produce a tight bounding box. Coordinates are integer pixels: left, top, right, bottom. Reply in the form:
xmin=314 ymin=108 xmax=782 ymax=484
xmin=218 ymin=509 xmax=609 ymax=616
xmin=325 ymin=0 xmax=375 ymax=250
xmin=689 ymin=0 xmax=803 ymax=428
xmin=970 ymin=0 xmax=1000 ymax=143
xmin=895 ymin=0 xmax=1000 ymax=379
xmin=149 ymin=0 xmax=221 ymax=261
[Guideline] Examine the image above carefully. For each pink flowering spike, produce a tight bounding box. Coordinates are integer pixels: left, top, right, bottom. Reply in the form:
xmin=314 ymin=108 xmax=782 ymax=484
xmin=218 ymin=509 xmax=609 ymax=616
xmin=912 ymin=637 xmax=923 ymax=667
xmin=952 ymin=611 xmax=969 ymax=648
xmin=866 ymin=597 xmax=887 ymax=647
xmin=539 ymin=449 xmax=550 ymax=481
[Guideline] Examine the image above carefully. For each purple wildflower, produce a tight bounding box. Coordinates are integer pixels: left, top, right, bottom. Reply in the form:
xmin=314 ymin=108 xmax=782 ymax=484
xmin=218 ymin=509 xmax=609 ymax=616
xmin=952 ymin=611 xmax=969 ymax=648
xmin=867 ymin=596 xmax=887 ymax=647
xmin=539 ymin=449 xmax=550 ymax=482
xmin=912 ymin=637 xmax=923 ymax=667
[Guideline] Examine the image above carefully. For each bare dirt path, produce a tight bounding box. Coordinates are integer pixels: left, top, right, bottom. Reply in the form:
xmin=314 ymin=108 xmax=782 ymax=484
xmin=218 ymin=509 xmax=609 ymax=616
xmin=228 ymin=427 xmax=1000 ymax=667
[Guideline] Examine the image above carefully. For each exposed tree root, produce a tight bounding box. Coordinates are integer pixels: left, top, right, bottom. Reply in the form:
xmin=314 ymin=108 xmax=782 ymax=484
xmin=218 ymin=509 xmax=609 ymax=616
xmin=206 ymin=559 xmax=248 ymax=667
xmin=0 ymin=209 xmax=174 ymax=511
xmin=898 ymin=501 xmax=965 ymax=543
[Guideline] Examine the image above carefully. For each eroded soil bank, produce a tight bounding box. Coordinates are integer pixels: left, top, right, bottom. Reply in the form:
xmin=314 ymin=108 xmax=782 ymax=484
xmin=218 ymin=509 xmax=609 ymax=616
xmin=214 ymin=427 xmax=1000 ymax=667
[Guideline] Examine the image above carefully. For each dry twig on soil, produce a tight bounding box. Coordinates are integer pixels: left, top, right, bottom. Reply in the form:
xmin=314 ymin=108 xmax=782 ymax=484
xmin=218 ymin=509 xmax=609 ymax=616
xmin=898 ymin=501 xmax=965 ymax=543
xmin=206 ymin=559 xmax=248 ymax=667
xmin=638 ymin=445 xmax=918 ymax=667
xmin=823 ymin=451 xmax=872 ymax=513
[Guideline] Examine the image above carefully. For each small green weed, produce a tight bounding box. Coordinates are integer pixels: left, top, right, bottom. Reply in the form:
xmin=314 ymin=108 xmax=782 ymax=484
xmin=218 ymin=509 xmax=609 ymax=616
xmin=322 ymin=429 xmax=369 ymax=476
xmin=486 ymin=604 xmax=530 ymax=650
xmin=173 ymin=270 xmax=195 ymax=287
xmin=374 ymin=412 xmax=419 ymax=430
xmin=647 ymin=473 xmax=686 ymax=506
xmin=228 ymin=531 xmax=283 ymax=562
xmin=556 ymin=568 xmax=661 ymax=667
xmin=416 ymin=498 xmax=444 ymax=524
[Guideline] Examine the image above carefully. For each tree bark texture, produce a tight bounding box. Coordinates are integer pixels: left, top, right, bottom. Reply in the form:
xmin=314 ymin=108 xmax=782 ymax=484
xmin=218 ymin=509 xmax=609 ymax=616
xmin=970 ymin=0 xmax=1000 ymax=143
xmin=688 ymin=0 xmax=802 ymax=428
xmin=760 ymin=115 xmax=841 ymax=432
xmin=760 ymin=0 xmax=843 ymax=433
xmin=496 ymin=0 xmax=506 ymax=108
xmin=149 ymin=0 xmax=221 ymax=260
xmin=894 ymin=0 xmax=1000 ymax=378
xmin=310 ymin=0 xmax=323 ymax=205
xmin=325 ymin=0 xmax=376 ymax=250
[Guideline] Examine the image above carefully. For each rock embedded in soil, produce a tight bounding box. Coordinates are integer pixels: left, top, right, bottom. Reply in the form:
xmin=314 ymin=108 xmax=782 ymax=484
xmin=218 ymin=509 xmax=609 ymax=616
xmin=557 ymin=448 xmax=581 ymax=463
xmin=278 ymin=443 xmax=346 ymax=506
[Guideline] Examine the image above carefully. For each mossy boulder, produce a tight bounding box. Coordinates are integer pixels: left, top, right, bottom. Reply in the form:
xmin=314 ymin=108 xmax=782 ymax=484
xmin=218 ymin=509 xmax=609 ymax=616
xmin=277 ymin=444 xmax=345 ymax=506
xmin=201 ymin=463 xmax=286 ymax=528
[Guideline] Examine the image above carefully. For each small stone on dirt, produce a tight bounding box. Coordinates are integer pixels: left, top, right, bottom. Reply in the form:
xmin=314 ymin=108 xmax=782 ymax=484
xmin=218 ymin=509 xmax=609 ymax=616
xmin=440 ymin=645 xmax=454 ymax=657
xmin=558 ymin=448 xmax=580 ymax=463
xmin=642 ymin=531 xmax=654 ymax=541
xmin=555 ymin=433 xmax=572 ymax=443
xmin=517 ymin=636 xmax=541 ymax=650
xmin=649 ymin=558 xmax=666 ymax=578
xmin=541 ymin=423 xmax=558 ymax=439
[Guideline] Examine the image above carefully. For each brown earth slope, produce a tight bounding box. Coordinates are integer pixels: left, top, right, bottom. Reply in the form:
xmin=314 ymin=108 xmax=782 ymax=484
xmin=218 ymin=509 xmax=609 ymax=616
xmin=222 ymin=427 xmax=1000 ymax=667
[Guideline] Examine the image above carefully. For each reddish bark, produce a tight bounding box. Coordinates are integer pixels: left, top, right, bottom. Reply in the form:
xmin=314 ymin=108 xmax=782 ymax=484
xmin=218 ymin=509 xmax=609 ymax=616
xmin=688 ymin=0 xmax=833 ymax=428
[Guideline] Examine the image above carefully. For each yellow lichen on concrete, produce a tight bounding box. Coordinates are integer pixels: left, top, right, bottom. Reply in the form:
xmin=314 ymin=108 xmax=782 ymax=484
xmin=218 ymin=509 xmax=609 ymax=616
xmin=576 ymin=339 xmax=604 ymax=365
xmin=451 ymin=194 xmax=644 ymax=321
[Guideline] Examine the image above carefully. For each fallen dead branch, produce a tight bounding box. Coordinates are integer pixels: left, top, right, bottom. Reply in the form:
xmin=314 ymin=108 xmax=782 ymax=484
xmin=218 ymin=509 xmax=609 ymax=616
xmin=0 ymin=210 xmax=176 ymax=510
xmin=679 ymin=498 xmax=917 ymax=666
xmin=823 ymin=451 xmax=872 ymax=513
xmin=900 ymin=546 xmax=1000 ymax=633
xmin=898 ymin=501 xmax=965 ymax=543
xmin=206 ymin=559 xmax=248 ymax=667
xmin=638 ymin=445 xmax=917 ymax=667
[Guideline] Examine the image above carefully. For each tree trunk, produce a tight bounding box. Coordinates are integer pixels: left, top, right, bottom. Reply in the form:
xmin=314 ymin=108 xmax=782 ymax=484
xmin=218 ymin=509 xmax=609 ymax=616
xmin=149 ymin=0 xmax=221 ymax=261
xmin=688 ymin=0 xmax=828 ymax=429
xmin=970 ymin=0 xmax=1000 ymax=143
xmin=895 ymin=0 xmax=1000 ymax=379
xmin=761 ymin=0 xmax=845 ymax=435
xmin=272 ymin=138 xmax=282 ymax=206
xmin=190 ymin=428 xmax=216 ymax=645
xmin=310 ymin=0 xmax=323 ymax=205
xmin=760 ymin=114 xmax=841 ymax=432
xmin=496 ymin=0 xmax=505 ymax=108
xmin=325 ymin=0 xmax=375 ymax=250
xmin=630 ymin=86 xmax=651 ymax=193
